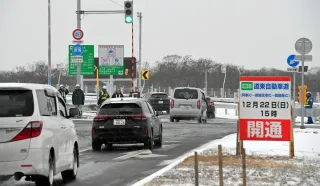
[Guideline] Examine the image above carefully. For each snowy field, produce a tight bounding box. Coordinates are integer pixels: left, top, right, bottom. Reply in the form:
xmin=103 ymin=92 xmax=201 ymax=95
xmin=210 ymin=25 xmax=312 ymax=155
xmin=129 ymin=107 xmax=320 ymax=186
xmin=141 ymin=129 xmax=320 ymax=186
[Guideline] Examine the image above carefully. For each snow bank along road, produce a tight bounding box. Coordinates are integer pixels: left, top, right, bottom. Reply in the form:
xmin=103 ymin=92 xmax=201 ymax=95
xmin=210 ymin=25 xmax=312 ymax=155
xmin=1 ymin=116 xmax=237 ymax=186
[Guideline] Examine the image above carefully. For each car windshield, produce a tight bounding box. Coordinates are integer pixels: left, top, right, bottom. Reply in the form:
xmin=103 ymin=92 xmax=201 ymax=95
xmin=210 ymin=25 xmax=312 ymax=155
xmin=98 ymin=103 xmax=142 ymax=115
xmin=151 ymin=93 xmax=168 ymax=98
xmin=0 ymin=89 xmax=34 ymax=117
xmin=174 ymin=89 xmax=198 ymax=99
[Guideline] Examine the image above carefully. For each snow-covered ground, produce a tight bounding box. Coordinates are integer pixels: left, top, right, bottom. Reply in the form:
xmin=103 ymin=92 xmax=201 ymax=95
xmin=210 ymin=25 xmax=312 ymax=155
xmin=141 ymin=128 xmax=320 ymax=186
xmin=132 ymin=107 xmax=320 ymax=186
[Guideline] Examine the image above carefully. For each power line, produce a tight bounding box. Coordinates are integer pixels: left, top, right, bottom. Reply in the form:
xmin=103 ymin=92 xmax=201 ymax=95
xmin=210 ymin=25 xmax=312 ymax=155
xmin=109 ymin=0 xmax=124 ymax=7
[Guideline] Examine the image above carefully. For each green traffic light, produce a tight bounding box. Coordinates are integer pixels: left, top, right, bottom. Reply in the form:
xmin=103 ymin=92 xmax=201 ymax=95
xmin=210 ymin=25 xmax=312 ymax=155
xmin=125 ymin=16 xmax=133 ymax=23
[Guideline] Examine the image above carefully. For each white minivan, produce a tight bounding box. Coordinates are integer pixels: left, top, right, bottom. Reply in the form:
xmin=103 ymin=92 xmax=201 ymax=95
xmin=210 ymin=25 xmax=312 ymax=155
xmin=170 ymin=87 xmax=208 ymax=123
xmin=0 ymin=83 xmax=79 ymax=186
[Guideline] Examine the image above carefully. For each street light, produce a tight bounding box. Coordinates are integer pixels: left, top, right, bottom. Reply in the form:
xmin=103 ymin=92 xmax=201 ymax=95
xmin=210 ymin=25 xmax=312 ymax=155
xmin=124 ymin=1 xmax=133 ymax=23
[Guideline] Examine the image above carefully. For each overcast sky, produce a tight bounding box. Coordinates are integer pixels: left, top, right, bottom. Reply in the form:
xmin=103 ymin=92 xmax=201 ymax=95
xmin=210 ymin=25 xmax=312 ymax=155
xmin=0 ymin=0 xmax=319 ymax=71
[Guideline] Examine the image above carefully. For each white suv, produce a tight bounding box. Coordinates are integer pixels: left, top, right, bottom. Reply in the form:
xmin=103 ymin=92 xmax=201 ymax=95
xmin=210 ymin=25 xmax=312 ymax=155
xmin=0 ymin=83 xmax=79 ymax=186
xmin=170 ymin=87 xmax=208 ymax=123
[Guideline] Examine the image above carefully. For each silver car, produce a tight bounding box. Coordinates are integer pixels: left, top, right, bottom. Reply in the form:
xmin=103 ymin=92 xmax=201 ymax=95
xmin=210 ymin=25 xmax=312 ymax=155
xmin=169 ymin=87 xmax=208 ymax=123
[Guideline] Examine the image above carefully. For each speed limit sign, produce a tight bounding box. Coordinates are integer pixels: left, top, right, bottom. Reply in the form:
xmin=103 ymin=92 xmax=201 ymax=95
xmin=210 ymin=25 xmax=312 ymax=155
xmin=72 ymin=29 xmax=84 ymax=40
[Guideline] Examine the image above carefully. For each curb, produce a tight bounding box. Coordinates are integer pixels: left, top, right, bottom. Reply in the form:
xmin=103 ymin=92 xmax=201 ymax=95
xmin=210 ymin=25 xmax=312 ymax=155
xmin=130 ymin=134 xmax=235 ymax=186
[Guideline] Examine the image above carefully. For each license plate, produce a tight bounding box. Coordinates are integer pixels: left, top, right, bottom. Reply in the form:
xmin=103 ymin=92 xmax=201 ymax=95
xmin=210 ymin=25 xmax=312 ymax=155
xmin=181 ymin=106 xmax=190 ymax=110
xmin=113 ymin=119 xmax=125 ymax=125
xmin=158 ymin=101 xmax=163 ymax=104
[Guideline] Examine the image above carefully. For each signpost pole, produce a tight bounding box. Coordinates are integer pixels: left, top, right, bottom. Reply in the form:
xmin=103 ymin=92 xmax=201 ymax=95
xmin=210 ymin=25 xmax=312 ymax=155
xmin=77 ymin=0 xmax=82 ymax=89
xmin=294 ymin=37 xmax=312 ymax=129
xmin=110 ymin=56 xmax=113 ymax=95
xmin=300 ymin=53 xmax=305 ymax=129
xmin=48 ymin=0 xmax=52 ymax=85
xmin=293 ymin=71 xmax=296 ymax=125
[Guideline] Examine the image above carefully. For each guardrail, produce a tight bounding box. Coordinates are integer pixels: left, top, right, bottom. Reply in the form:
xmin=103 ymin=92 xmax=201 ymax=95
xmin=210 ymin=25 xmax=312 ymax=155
xmin=66 ymin=96 xmax=320 ymax=120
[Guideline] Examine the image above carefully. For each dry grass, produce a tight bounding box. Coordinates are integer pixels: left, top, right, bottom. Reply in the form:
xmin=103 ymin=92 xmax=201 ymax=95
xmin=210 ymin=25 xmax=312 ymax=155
xmin=179 ymin=155 xmax=297 ymax=168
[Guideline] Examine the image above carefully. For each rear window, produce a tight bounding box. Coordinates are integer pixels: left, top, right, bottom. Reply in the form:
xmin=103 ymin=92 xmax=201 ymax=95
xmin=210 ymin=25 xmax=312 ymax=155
xmin=99 ymin=103 xmax=142 ymax=115
xmin=151 ymin=93 xmax=168 ymax=98
xmin=174 ymin=89 xmax=198 ymax=99
xmin=0 ymin=89 xmax=34 ymax=117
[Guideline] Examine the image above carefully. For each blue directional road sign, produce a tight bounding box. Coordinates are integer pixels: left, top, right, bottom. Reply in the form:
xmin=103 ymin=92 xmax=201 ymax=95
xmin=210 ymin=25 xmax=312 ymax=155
xmin=287 ymin=54 xmax=299 ymax=67
xmin=72 ymin=44 xmax=84 ymax=56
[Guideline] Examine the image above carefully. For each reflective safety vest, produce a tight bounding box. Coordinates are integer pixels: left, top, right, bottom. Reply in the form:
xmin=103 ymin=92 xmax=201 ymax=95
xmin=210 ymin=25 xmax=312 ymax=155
xmin=100 ymin=90 xmax=108 ymax=100
xmin=305 ymin=97 xmax=313 ymax=108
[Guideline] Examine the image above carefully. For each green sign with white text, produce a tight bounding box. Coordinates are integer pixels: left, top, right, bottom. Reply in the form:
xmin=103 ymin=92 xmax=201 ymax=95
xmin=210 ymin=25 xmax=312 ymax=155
xmin=68 ymin=45 xmax=94 ymax=76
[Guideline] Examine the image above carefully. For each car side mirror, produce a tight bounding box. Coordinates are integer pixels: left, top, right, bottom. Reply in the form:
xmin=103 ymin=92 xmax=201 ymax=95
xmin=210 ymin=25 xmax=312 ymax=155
xmin=69 ymin=108 xmax=80 ymax=118
xmin=205 ymin=97 xmax=210 ymax=102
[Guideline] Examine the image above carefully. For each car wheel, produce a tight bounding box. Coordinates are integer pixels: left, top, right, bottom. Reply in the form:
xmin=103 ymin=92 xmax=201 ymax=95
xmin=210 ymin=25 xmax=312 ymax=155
xmin=170 ymin=117 xmax=174 ymax=122
xmin=198 ymin=117 xmax=202 ymax=123
xmin=175 ymin=118 xmax=180 ymax=122
xmin=212 ymin=112 xmax=216 ymax=119
xmin=166 ymin=109 xmax=170 ymax=114
xmin=144 ymin=130 xmax=154 ymax=150
xmin=61 ymin=146 xmax=78 ymax=181
xmin=154 ymin=127 xmax=162 ymax=148
xmin=92 ymin=140 xmax=102 ymax=151
xmin=35 ymin=153 xmax=54 ymax=186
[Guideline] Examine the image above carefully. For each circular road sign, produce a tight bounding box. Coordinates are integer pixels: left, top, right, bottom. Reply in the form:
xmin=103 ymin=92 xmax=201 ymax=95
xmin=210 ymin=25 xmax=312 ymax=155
xmin=295 ymin=37 xmax=312 ymax=55
xmin=72 ymin=44 xmax=84 ymax=56
xmin=287 ymin=55 xmax=299 ymax=67
xmin=72 ymin=29 xmax=84 ymax=40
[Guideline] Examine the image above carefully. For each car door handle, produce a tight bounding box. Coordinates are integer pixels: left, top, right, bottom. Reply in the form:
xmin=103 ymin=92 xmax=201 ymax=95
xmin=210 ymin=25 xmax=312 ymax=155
xmin=61 ymin=125 xmax=66 ymax=129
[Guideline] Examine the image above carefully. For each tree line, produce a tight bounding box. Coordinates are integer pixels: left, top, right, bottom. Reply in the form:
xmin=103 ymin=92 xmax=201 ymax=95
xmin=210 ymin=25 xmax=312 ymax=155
xmin=1 ymin=55 xmax=320 ymax=92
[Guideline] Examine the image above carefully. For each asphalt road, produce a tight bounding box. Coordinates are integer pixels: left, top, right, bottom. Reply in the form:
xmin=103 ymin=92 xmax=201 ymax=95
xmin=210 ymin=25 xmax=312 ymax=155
xmin=2 ymin=116 xmax=238 ymax=186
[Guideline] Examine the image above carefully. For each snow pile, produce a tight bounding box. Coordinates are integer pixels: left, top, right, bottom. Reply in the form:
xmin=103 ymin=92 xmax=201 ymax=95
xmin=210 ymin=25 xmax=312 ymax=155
xmin=215 ymin=108 xmax=238 ymax=120
xmin=142 ymin=129 xmax=320 ymax=186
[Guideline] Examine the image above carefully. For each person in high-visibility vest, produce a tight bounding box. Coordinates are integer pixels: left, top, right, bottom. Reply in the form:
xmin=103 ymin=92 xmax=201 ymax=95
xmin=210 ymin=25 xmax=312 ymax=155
xmin=98 ymin=86 xmax=110 ymax=106
xmin=305 ymin=91 xmax=314 ymax=124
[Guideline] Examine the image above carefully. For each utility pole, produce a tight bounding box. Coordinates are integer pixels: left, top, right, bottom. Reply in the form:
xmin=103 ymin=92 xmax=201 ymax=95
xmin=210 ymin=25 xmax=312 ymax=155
xmin=137 ymin=12 xmax=142 ymax=94
xmin=205 ymin=70 xmax=208 ymax=95
xmin=48 ymin=0 xmax=52 ymax=85
xmin=76 ymin=0 xmax=82 ymax=89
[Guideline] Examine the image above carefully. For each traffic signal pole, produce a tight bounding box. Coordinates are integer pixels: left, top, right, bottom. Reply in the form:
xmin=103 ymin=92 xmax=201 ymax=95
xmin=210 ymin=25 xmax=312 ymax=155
xmin=137 ymin=12 xmax=142 ymax=94
xmin=75 ymin=1 xmax=133 ymax=93
xmin=131 ymin=22 xmax=135 ymax=93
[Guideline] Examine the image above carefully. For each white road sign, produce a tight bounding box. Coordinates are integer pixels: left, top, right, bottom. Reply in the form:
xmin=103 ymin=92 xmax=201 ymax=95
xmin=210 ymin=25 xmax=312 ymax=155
xmin=71 ymin=56 xmax=83 ymax=63
xmin=294 ymin=55 xmax=312 ymax=61
xmin=287 ymin=67 xmax=298 ymax=72
xmin=239 ymin=76 xmax=292 ymax=141
xmin=98 ymin=45 xmax=124 ymax=66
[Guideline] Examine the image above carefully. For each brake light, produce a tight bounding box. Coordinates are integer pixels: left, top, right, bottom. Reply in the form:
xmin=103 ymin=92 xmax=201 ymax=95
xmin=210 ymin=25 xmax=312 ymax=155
xmin=12 ymin=121 xmax=43 ymax=142
xmin=171 ymin=99 xmax=174 ymax=109
xmin=94 ymin=115 xmax=147 ymax=121
xmin=93 ymin=115 xmax=110 ymax=121
xmin=131 ymin=115 xmax=147 ymax=119
xmin=144 ymin=127 xmax=148 ymax=135
xmin=197 ymin=100 xmax=200 ymax=109
xmin=92 ymin=128 xmax=95 ymax=135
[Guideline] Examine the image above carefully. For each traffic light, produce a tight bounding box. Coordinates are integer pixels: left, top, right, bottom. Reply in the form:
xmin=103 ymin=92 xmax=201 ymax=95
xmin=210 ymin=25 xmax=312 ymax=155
xmin=124 ymin=1 xmax=133 ymax=23
xmin=297 ymin=85 xmax=308 ymax=104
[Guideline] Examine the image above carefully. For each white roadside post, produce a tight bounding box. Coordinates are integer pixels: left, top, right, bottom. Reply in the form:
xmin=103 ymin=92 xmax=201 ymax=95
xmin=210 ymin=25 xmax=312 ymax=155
xmin=294 ymin=38 xmax=313 ymax=129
